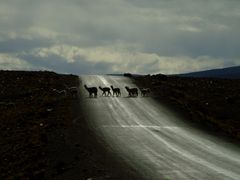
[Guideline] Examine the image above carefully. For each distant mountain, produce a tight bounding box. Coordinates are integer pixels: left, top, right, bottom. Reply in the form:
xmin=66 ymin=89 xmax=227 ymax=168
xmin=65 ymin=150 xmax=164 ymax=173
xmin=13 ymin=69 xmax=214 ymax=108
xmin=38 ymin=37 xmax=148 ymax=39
xmin=178 ymin=66 xmax=240 ymax=79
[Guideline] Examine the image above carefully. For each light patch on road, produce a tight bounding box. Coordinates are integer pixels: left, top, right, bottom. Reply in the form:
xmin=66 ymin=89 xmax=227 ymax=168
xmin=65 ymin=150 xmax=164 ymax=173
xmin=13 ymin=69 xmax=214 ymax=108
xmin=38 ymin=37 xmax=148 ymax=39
xmin=101 ymin=125 xmax=179 ymax=130
xmin=80 ymin=75 xmax=240 ymax=180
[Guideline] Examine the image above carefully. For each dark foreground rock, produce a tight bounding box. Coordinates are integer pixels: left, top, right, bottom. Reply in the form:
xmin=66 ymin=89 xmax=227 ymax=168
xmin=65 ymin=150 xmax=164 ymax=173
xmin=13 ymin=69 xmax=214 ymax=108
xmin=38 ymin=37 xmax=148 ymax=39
xmin=0 ymin=71 xmax=132 ymax=180
xmin=133 ymin=74 xmax=240 ymax=140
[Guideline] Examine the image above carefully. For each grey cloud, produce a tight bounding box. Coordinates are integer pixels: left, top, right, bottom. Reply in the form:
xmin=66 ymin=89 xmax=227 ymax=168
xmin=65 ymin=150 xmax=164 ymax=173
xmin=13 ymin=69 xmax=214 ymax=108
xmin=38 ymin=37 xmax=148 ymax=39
xmin=0 ymin=38 xmax=53 ymax=53
xmin=18 ymin=53 xmax=114 ymax=75
xmin=139 ymin=30 xmax=240 ymax=61
xmin=0 ymin=0 xmax=239 ymax=74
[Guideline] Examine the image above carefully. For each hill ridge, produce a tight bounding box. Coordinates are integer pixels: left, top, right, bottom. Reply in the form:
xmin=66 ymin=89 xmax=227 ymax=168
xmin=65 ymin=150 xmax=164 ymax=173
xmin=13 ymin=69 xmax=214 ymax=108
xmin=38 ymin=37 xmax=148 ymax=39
xmin=178 ymin=65 xmax=240 ymax=79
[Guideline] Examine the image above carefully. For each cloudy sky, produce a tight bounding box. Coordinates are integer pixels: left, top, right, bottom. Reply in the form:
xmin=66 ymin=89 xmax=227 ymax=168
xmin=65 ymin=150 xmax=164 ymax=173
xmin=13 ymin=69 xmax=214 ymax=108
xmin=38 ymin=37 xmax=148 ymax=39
xmin=0 ymin=0 xmax=239 ymax=74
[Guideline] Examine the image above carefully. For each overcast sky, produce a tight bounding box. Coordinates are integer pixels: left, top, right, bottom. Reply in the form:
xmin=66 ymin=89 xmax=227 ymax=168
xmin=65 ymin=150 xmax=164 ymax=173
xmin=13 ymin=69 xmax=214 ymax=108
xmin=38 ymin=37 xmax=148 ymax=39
xmin=0 ymin=0 xmax=239 ymax=74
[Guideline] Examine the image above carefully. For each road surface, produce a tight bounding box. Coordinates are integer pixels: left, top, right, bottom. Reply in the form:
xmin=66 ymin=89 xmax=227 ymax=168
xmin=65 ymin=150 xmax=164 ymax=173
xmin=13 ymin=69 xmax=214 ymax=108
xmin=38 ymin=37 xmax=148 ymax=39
xmin=80 ymin=75 xmax=240 ymax=180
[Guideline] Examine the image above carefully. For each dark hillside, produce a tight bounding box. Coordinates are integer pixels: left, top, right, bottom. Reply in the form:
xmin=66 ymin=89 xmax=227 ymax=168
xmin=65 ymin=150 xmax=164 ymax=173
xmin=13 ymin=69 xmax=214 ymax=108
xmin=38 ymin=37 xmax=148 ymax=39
xmin=178 ymin=66 xmax=240 ymax=79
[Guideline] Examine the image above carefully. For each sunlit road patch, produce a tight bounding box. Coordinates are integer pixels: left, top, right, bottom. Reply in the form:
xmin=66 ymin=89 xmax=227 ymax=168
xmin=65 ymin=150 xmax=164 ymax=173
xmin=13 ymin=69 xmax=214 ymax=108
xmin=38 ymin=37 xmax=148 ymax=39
xmin=80 ymin=75 xmax=240 ymax=180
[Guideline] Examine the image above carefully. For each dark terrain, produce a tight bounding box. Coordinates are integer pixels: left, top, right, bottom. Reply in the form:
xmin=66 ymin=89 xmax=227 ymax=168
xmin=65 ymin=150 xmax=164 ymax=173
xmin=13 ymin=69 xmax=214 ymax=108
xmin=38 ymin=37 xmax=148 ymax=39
xmin=134 ymin=74 xmax=240 ymax=140
xmin=1 ymin=70 xmax=240 ymax=179
xmin=0 ymin=71 xmax=124 ymax=180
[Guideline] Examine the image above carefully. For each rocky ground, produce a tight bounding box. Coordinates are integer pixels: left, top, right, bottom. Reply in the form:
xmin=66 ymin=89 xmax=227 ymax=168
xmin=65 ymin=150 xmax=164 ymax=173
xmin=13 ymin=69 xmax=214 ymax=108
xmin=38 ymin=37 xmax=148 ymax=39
xmin=133 ymin=74 xmax=240 ymax=140
xmin=1 ymin=71 xmax=239 ymax=179
xmin=0 ymin=71 xmax=127 ymax=180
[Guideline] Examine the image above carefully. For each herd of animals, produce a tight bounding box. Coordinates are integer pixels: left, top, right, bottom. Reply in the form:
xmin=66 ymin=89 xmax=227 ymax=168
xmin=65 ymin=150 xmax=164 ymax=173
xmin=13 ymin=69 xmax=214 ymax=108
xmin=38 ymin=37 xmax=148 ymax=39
xmin=84 ymin=84 xmax=150 ymax=98
xmin=52 ymin=86 xmax=79 ymax=97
